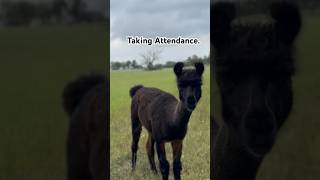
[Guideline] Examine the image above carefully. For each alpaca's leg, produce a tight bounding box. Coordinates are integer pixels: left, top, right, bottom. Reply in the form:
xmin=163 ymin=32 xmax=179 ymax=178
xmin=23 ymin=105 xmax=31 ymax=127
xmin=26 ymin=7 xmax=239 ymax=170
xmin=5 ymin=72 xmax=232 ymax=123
xmin=146 ymin=134 xmax=157 ymax=173
xmin=131 ymin=118 xmax=142 ymax=170
xmin=172 ymin=140 xmax=183 ymax=180
xmin=67 ymin=120 xmax=91 ymax=180
xmin=156 ymin=142 xmax=169 ymax=180
xmin=89 ymin=117 xmax=108 ymax=180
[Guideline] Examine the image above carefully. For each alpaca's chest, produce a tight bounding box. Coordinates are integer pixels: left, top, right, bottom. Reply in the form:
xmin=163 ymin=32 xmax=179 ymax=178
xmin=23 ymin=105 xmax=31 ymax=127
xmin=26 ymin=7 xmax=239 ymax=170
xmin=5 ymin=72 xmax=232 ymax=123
xmin=152 ymin=122 xmax=188 ymax=142
xmin=164 ymin=126 xmax=188 ymax=141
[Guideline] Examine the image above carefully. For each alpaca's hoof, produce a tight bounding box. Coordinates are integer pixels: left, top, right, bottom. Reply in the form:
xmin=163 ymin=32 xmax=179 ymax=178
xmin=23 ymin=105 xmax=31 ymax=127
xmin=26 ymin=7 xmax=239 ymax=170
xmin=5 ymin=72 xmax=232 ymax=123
xmin=162 ymin=176 xmax=169 ymax=180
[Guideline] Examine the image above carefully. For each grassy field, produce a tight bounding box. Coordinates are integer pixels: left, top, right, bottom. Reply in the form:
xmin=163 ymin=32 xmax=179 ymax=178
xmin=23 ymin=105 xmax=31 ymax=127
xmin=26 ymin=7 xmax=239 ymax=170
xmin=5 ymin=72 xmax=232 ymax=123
xmin=110 ymin=67 xmax=210 ymax=179
xmin=0 ymin=24 xmax=108 ymax=180
xmin=0 ymin=13 xmax=319 ymax=180
xmin=212 ymin=16 xmax=320 ymax=180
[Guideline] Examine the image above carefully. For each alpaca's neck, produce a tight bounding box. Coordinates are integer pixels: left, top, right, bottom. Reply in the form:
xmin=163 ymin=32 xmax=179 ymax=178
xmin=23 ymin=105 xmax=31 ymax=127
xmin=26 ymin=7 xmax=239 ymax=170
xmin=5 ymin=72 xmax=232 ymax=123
xmin=172 ymin=101 xmax=192 ymax=127
xmin=212 ymin=124 xmax=263 ymax=180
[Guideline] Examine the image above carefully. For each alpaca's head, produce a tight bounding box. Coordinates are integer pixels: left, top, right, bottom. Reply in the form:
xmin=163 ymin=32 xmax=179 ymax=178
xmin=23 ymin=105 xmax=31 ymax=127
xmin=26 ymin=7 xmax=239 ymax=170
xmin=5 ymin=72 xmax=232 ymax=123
xmin=212 ymin=2 xmax=301 ymax=157
xmin=174 ymin=62 xmax=204 ymax=112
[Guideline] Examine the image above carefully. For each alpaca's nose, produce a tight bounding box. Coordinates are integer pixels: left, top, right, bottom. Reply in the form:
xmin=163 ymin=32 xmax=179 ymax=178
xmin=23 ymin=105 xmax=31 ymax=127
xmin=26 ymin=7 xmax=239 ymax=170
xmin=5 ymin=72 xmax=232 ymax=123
xmin=187 ymin=97 xmax=196 ymax=105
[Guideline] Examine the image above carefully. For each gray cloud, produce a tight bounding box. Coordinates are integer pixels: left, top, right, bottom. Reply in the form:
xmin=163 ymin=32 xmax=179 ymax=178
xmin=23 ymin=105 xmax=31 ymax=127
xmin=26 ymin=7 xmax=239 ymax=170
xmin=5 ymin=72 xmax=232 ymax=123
xmin=111 ymin=0 xmax=210 ymax=62
xmin=111 ymin=0 xmax=209 ymax=39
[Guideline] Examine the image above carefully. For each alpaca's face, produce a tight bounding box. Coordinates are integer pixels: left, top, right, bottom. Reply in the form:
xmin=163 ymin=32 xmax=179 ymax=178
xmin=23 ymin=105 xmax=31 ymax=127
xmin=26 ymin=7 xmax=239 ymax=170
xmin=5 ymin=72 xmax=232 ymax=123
xmin=216 ymin=70 xmax=293 ymax=157
xmin=177 ymin=75 xmax=202 ymax=112
xmin=212 ymin=2 xmax=300 ymax=157
xmin=174 ymin=62 xmax=204 ymax=112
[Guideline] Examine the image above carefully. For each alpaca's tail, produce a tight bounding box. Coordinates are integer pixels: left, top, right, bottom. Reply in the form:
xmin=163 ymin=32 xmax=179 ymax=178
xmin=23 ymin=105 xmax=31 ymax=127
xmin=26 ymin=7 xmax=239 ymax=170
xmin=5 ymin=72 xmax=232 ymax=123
xmin=130 ymin=85 xmax=144 ymax=98
xmin=62 ymin=73 xmax=106 ymax=116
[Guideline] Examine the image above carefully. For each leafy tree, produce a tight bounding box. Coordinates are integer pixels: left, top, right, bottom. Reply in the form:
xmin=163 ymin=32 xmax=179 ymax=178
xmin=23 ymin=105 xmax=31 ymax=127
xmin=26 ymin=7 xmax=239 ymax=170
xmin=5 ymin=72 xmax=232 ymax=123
xmin=125 ymin=60 xmax=131 ymax=69
xmin=111 ymin=62 xmax=122 ymax=70
xmin=3 ymin=1 xmax=36 ymax=26
xmin=164 ymin=61 xmax=176 ymax=68
xmin=131 ymin=60 xmax=139 ymax=69
xmin=70 ymin=0 xmax=86 ymax=22
xmin=185 ymin=54 xmax=201 ymax=66
xmin=153 ymin=64 xmax=163 ymax=70
xmin=52 ymin=0 xmax=68 ymax=20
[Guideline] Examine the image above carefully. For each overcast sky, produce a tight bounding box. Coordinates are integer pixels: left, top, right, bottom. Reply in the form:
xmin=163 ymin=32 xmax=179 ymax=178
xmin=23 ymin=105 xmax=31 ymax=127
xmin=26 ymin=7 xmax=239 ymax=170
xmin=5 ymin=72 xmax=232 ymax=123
xmin=110 ymin=0 xmax=210 ymax=63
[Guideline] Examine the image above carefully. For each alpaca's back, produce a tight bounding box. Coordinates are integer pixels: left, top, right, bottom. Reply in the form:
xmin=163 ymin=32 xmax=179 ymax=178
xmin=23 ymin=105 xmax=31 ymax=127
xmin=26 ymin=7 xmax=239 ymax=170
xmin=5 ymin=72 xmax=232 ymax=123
xmin=130 ymin=86 xmax=177 ymax=140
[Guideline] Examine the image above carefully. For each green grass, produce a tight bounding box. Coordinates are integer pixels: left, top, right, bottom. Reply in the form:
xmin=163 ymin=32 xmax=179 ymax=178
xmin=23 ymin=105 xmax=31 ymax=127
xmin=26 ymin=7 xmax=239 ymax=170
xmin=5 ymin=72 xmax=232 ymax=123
xmin=0 ymin=24 xmax=108 ymax=180
xmin=110 ymin=68 xmax=210 ymax=179
xmin=212 ymin=16 xmax=320 ymax=180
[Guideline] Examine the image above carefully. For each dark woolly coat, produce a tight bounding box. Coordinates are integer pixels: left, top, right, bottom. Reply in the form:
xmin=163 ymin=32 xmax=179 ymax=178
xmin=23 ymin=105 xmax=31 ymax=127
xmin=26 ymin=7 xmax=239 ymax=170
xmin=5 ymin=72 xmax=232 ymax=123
xmin=63 ymin=74 xmax=108 ymax=180
xmin=130 ymin=86 xmax=190 ymax=142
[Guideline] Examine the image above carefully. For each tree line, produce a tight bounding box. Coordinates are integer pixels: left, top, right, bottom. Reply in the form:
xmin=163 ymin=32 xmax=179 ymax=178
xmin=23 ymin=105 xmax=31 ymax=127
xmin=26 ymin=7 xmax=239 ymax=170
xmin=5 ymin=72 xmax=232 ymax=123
xmin=0 ymin=0 xmax=107 ymax=27
xmin=111 ymin=54 xmax=210 ymax=71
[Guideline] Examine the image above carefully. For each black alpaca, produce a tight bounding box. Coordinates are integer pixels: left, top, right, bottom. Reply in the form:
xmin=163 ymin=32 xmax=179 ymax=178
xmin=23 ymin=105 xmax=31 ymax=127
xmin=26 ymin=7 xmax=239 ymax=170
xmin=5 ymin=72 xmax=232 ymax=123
xmin=211 ymin=2 xmax=301 ymax=180
xmin=130 ymin=62 xmax=204 ymax=180
xmin=62 ymin=74 xmax=108 ymax=180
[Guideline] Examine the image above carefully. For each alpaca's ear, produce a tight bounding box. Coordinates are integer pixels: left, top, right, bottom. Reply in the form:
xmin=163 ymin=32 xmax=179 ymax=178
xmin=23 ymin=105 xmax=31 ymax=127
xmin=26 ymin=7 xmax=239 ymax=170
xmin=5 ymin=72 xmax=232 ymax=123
xmin=194 ymin=62 xmax=204 ymax=75
xmin=174 ymin=62 xmax=184 ymax=77
xmin=211 ymin=2 xmax=236 ymax=48
xmin=270 ymin=2 xmax=301 ymax=45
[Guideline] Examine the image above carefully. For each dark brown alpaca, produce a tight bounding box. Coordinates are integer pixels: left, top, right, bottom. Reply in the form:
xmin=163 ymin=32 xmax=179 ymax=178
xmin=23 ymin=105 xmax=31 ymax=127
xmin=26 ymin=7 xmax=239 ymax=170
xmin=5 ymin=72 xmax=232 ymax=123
xmin=130 ymin=62 xmax=204 ymax=180
xmin=62 ymin=74 xmax=108 ymax=180
xmin=211 ymin=1 xmax=301 ymax=180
